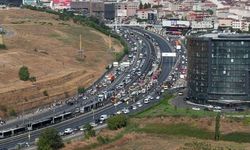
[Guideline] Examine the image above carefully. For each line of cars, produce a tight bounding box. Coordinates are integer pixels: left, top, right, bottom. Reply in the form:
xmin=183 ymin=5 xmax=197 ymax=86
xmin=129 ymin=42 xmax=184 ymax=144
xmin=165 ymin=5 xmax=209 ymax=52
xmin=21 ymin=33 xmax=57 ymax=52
xmin=0 ymin=27 xmax=154 ymax=143
xmin=57 ymin=28 xmax=166 ymax=137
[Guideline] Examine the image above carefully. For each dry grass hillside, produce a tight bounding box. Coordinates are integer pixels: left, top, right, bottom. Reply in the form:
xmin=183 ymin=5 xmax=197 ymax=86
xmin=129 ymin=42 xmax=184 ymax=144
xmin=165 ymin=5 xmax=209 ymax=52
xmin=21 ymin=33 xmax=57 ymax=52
xmin=0 ymin=9 xmax=123 ymax=117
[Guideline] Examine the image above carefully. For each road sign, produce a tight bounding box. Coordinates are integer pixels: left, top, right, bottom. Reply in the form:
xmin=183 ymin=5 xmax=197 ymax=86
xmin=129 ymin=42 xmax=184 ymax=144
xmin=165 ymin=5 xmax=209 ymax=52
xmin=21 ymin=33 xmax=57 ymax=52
xmin=162 ymin=52 xmax=176 ymax=57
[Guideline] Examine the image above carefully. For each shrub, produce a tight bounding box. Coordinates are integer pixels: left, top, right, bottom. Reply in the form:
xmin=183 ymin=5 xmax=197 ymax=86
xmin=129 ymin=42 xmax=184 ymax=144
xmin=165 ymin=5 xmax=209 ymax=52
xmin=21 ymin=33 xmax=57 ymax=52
xmin=18 ymin=66 xmax=30 ymax=81
xmin=107 ymin=114 xmax=128 ymax=130
xmin=37 ymin=128 xmax=64 ymax=150
xmin=43 ymin=90 xmax=49 ymax=96
xmin=84 ymin=123 xmax=95 ymax=138
xmin=8 ymin=109 xmax=17 ymax=117
xmin=78 ymin=86 xmax=85 ymax=94
xmin=97 ymin=136 xmax=110 ymax=144
xmin=0 ymin=44 xmax=6 ymax=49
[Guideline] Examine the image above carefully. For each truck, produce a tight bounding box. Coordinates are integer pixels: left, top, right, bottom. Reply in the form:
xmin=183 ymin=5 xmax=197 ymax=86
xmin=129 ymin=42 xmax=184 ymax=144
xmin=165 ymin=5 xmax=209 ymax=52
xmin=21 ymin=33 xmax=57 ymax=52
xmin=98 ymin=94 xmax=104 ymax=102
xmin=120 ymin=62 xmax=130 ymax=67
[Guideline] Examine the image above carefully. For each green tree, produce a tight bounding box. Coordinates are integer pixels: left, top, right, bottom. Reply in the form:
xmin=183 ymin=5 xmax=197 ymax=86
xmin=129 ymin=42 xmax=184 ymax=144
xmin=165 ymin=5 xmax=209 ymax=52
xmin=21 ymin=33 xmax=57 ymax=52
xmin=139 ymin=1 xmax=143 ymax=9
xmin=143 ymin=3 xmax=148 ymax=9
xmin=214 ymin=113 xmax=221 ymax=141
xmin=147 ymin=3 xmax=151 ymax=8
xmin=78 ymin=86 xmax=85 ymax=94
xmin=84 ymin=123 xmax=95 ymax=138
xmin=19 ymin=66 xmax=30 ymax=81
xmin=207 ymin=9 xmax=214 ymax=15
xmin=107 ymin=114 xmax=128 ymax=130
xmin=37 ymin=128 xmax=64 ymax=150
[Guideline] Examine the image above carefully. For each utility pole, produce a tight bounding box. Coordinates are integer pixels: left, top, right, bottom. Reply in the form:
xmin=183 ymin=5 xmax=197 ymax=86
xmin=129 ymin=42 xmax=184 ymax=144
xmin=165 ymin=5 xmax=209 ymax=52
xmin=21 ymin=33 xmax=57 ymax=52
xmin=0 ymin=34 xmax=4 ymax=46
xmin=89 ymin=0 xmax=92 ymax=16
xmin=78 ymin=34 xmax=84 ymax=60
xmin=92 ymin=108 xmax=95 ymax=122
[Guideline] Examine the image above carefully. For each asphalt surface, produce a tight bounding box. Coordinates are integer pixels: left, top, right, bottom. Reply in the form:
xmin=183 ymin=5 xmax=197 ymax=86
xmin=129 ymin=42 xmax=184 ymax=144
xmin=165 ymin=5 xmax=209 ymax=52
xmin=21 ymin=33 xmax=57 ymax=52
xmin=0 ymin=27 xmax=176 ymax=149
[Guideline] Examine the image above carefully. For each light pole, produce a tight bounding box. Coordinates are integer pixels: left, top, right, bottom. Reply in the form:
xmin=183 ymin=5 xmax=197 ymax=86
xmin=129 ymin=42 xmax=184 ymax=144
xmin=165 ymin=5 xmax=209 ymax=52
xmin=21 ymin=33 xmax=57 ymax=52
xmin=92 ymin=108 xmax=95 ymax=122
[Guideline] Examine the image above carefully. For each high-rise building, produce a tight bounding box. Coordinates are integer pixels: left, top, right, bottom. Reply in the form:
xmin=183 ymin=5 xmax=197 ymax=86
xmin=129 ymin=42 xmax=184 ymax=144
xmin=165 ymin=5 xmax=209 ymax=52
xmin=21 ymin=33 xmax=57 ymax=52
xmin=187 ymin=34 xmax=250 ymax=106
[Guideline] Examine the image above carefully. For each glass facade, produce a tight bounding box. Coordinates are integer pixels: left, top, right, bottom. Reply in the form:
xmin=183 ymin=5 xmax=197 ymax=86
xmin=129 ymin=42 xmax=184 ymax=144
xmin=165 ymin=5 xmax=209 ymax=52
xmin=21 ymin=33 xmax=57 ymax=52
xmin=187 ymin=35 xmax=250 ymax=104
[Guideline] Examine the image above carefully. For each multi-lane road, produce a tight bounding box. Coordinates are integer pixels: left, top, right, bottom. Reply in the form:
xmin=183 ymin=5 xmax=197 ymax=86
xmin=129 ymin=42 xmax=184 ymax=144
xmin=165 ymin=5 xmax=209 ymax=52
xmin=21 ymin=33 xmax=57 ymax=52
xmin=0 ymin=27 xmax=178 ymax=149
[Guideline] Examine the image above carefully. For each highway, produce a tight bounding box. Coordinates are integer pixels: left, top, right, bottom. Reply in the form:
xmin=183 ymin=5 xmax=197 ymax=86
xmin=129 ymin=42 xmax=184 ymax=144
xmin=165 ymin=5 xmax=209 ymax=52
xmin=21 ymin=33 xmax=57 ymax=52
xmin=0 ymin=27 xmax=177 ymax=149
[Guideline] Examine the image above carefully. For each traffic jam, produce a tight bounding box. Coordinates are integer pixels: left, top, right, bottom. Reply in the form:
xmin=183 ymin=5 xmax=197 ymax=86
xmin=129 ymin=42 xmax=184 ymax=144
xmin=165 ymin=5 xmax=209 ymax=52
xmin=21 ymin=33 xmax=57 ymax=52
xmin=0 ymin=27 xmax=181 ymax=143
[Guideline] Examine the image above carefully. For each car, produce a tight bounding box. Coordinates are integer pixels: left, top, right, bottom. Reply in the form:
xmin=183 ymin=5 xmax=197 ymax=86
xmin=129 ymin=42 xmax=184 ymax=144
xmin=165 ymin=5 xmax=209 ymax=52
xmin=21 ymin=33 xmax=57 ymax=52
xmin=136 ymin=101 xmax=142 ymax=107
xmin=100 ymin=114 xmax=108 ymax=121
xmin=214 ymin=106 xmax=222 ymax=110
xmin=75 ymin=107 xmax=80 ymax=113
xmin=116 ymin=110 xmax=122 ymax=115
xmin=16 ymin=142 xmax=30 ymax=149
xmin=178 ymin=92 xmax=183 ymax=96
xmin=144 ymin=98 xmax=150 ymax=104
xmin=207 ymin=105 xmax=213 ymax=109
xmin=213 ymin=109 xmax=221 ymax=112
xmin=122 ymin=108 xmax=130 ymax=114
xmin=132 ymin=105 xmax=137 ymax=110
xmin=64 ymin=128 xmax=73 ymax=135
xmin=90 ymin=122 xmax=98 ymax=127
xmin=148 ymin=96 xmax=154 ymax=100
xmin=0 ymin=120 xmax=5 ymax=125
xmin=114 ymin=101 xmax=122 ymax=106
xmin=155 ymin=96 xmax=160 ymax=100
xmin=192 ymin=107 xmax=201 ymax=111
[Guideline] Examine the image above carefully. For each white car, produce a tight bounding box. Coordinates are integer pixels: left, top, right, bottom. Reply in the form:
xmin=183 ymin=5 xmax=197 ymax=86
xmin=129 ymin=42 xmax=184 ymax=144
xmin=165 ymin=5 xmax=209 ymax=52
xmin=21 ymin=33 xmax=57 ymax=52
xmin=156 ymin=96 xmax=160 ymax=100
xmin=148 ymin=96 xmax=154 ymax=100
xmin=116 ymin=110 xmax=122 ymax=115
xmin=64 ymin=128 xmax=73 ymax=134
xmin=144 ymin=98 xmax=150 ymax=104
xmin=100 ymin=114 xmax=108 ymax=121
xmin=136 ymin=101 xmax=143 ymax=107
xmin=192 ymin=107 xmax=201 ymax=111
xmin=207 ymin=105 xmax=213 ymax=109
xmin=122 ymin=108 xmax=130 ymax=114
xmin=213 ymin=109 xmax=221 ymax=112
xmin=89 ymin=122 xmax=98 ymax=127
xmin=214 ymin=106 xmax=222 ymax=110
xmin=132 ymin=105 xmax=137 ymax=110
xmin=114 ymin=101 xmax=122 ymax=106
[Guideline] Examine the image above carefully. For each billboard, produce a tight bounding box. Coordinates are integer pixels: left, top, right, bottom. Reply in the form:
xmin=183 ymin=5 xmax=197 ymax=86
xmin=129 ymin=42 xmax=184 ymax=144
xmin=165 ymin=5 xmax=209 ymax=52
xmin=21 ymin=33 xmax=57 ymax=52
xmin=116 ymin=9 xmax=127 ymax=17
xmin=53 ymin=0 xmax=71 ymax=6
xmin=162 ymin=52 xmax=176 ymax=57
xmin=162 ymin=20 xmax=190 ymax=28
